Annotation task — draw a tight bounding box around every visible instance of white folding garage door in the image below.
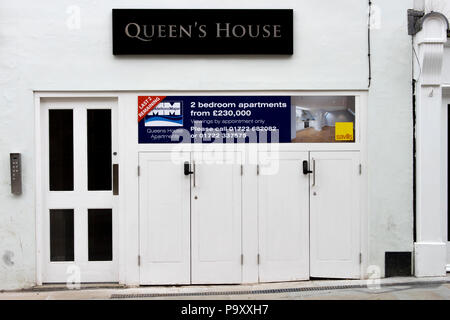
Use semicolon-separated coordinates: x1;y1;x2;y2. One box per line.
257;151;361;281
139;151;361;284
139;151;242;285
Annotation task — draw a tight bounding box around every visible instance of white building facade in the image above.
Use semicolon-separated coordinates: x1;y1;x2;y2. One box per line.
0;0;447;290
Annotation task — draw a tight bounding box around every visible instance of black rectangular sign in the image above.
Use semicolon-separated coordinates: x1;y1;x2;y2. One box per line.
112;9;293;55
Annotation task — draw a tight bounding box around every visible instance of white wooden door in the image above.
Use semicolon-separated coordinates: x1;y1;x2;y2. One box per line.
41;98;119;283
139;152;191;285
191;151;242;284
310;151;361;279
258;152;309;282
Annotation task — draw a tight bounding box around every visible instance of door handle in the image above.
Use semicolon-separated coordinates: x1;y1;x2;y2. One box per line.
113;164;119;195
302;160;313;175
312;159;316;187
184;161;194;176
193;161;196;187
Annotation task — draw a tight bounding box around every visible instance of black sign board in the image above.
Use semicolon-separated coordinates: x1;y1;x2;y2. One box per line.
112;9;293;55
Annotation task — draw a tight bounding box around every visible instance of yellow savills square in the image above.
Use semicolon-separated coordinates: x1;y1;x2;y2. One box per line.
335;122;354;141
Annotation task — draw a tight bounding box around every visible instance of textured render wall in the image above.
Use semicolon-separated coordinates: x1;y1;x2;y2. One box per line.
0;0;412;289
367;0;414;276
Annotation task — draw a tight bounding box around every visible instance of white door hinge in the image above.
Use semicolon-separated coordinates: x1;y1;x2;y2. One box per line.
359;164;362;175
359;253;362;264
257;254;260;265
138;165;141;176
257;164;260;175
241;164;243;176
241;254;244;265
138;255;141;266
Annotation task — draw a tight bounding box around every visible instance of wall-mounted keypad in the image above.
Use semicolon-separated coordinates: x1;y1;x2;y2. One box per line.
10;153;22;195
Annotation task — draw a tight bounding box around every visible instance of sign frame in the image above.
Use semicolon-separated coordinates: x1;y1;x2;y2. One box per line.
112;9;294;55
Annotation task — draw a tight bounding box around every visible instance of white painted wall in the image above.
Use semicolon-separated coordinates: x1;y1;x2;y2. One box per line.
0;0;413;289
366;0;414;274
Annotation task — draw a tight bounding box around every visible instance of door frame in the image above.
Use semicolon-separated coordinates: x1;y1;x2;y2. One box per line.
134;90;369;282
35;90;368;285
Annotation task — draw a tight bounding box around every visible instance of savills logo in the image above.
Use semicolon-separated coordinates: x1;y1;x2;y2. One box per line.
145;101;183;127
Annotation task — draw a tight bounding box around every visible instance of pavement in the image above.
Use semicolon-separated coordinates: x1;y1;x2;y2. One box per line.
0;276;449;300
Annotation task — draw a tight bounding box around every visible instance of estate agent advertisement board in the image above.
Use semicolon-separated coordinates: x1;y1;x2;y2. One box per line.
137;96;356;144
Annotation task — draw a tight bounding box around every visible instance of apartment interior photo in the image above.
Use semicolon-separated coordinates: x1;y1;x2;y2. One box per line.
291;96;356;143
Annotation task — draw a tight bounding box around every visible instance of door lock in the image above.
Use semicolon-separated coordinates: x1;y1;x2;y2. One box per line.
302;160;313;175
184;162;194;176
